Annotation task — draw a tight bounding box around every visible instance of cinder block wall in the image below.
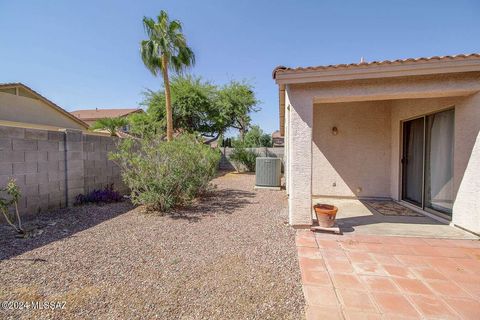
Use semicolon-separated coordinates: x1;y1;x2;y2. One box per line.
219;147;284;170
0;125;127;219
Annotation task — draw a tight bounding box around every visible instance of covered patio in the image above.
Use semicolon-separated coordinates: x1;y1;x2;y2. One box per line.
273;54;480;237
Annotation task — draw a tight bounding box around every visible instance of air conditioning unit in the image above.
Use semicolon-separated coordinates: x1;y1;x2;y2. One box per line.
255;157;282;190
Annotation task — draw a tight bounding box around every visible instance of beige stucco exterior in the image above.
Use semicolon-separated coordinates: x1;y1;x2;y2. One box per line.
275;57;480;234
0;84;88;130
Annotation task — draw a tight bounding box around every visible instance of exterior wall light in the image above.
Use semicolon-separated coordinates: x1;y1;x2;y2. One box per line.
332;126;338;135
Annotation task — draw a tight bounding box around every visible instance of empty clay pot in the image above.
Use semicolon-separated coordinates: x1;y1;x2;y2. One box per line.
313;204;338;228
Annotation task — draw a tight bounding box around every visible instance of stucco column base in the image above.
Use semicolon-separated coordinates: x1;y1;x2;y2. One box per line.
286;87;313;226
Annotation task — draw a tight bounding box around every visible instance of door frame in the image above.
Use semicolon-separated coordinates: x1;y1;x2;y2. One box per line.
399;106;455;221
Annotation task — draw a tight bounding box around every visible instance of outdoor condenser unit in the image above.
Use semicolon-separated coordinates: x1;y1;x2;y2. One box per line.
255;157;282;190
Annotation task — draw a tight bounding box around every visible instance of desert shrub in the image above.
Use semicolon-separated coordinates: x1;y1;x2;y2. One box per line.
0;178;24;234
110;134;220;212
229;144;258;172
74;184;123;205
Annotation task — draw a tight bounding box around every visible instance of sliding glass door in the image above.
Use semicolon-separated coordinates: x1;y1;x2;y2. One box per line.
401;109;454;218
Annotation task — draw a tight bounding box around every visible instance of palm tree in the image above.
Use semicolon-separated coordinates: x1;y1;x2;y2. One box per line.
91;117;128;136
140;10;195;141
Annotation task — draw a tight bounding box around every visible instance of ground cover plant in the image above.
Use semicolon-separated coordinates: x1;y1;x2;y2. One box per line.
74;184;124;205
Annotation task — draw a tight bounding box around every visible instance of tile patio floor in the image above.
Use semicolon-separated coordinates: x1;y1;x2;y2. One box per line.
296;230;480;320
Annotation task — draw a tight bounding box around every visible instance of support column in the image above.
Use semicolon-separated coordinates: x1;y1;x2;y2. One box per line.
59;129;85;206
286;87;313;227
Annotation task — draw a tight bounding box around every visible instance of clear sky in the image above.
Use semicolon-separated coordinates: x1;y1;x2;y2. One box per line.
1;0;479;136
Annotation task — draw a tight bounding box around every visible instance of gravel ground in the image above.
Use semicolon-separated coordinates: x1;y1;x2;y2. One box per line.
0;172;304;320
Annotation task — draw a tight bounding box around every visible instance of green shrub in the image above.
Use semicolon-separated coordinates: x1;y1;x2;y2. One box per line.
110;134;220;212
229;145;258;172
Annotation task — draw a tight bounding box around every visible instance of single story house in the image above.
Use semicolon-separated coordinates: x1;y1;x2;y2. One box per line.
0;83;89;130
71;108;143;127
273;54;480;235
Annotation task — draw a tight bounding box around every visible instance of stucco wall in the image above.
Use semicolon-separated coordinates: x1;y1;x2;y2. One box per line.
451;93;480;233
312;101;391;198
285;86;313;226
0;92;85;130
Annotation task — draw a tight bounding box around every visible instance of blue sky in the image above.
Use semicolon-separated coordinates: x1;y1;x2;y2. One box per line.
1;0;479;136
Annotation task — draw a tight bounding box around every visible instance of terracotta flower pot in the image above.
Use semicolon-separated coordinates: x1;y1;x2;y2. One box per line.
313;204;338;228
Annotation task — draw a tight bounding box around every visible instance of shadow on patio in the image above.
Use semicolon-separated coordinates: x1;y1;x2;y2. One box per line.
312;198;478;240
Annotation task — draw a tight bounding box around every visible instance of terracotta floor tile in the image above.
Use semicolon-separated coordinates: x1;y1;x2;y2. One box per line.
449;272;480;285
436;263;480;284
371;292;420;318
423;256;460;271
410;245;441;257
298;246;323;259
346;251;375;264
383;265;416;279
383;244;414;255
337;289;378;312
303;285;339;307
411;266;447;281
394;255;429;267
296;234;318;248
316;239;342;250
305;306;344;320
297;230;315;238
409;294;459;319
443;297;480;320
321;248;349;261
377;236;404;245
360;275;400;293
454;257;480;271
338;239;368;251
364;243;386;253
425;279;472;298
393;278;433;295
445;239;480;249
458;281;480;299
302;270;333;286
370;253;401;266
435;246;471;258
331;273;362;288
299;257;328;272
325;258;355;274
344;310;382;320
352;262;387;276
352;235;383;244
461;247;480;259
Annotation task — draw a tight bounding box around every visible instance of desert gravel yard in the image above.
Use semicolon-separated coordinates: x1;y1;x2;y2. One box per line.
0;172;304;319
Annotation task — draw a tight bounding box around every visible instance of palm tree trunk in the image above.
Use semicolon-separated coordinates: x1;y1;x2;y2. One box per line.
162;55;173;141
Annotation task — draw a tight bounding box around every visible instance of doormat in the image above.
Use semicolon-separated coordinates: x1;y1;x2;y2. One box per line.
362;200;425;217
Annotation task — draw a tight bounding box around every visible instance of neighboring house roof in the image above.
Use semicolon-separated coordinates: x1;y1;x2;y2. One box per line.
272;53;480;79
272;130;283;138
71;108;143;121
0;82;89;129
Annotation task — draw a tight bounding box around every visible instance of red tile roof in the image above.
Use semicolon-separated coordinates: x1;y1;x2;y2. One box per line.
71;108;143;121
272;53;480;79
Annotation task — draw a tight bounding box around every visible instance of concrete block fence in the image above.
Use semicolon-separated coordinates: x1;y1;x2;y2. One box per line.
0;125;127;219
219;147;284;170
